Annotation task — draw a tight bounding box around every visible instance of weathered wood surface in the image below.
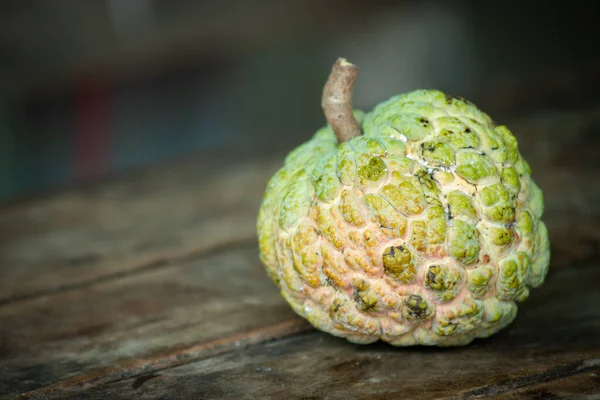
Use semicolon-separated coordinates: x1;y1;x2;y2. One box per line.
1;89;600;398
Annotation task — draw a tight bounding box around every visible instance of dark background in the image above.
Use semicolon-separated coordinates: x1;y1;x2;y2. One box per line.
0;0;597;200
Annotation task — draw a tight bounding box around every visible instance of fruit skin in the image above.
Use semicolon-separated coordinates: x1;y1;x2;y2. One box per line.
257;89;550;346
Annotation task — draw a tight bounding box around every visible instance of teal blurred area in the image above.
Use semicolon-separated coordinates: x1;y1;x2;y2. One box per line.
0;0;597;201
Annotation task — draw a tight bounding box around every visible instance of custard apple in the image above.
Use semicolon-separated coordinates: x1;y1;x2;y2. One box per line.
257;59;550;346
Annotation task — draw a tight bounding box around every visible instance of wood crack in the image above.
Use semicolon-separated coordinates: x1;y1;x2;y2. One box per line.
10;318;313;399
0;237;258;308
456;358;600;399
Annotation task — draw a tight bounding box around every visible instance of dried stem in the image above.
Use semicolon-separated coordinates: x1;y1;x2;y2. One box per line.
321;58;362;143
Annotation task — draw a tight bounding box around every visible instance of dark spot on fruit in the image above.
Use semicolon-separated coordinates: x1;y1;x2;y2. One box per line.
331;301;342;313
358;157;386;181
482;254;490;264
354;291;378;312
465;128;471;133
403;295;430;320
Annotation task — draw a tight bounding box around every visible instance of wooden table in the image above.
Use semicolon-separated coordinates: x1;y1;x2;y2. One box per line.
1;70;600;399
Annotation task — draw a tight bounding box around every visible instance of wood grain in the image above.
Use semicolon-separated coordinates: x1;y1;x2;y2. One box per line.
0;245;312;396
0;151;283;304
500;366;600;399
0;98;599;397
18;255;600;399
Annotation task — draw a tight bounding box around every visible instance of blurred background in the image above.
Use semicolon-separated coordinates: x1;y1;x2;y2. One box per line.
0;0;597;201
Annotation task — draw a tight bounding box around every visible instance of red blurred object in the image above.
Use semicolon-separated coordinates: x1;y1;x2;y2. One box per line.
74;77;112;180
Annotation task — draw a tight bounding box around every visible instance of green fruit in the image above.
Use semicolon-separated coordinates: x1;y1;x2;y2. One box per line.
257;61;550;347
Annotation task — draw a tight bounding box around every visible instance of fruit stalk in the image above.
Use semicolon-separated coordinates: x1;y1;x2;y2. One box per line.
321;58;362;143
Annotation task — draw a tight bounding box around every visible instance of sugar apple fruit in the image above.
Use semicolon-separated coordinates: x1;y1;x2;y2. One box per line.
257;58;550;346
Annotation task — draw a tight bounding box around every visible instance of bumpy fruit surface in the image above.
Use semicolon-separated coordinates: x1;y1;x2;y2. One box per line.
257;89;550;346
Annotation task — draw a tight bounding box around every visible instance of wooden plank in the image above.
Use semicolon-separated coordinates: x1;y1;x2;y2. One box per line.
19;258;598;400
0;246;308;398
1;163;599;397
500;368;600;400
0;150;284;304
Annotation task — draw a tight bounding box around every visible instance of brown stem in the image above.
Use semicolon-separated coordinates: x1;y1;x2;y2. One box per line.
321;57;362;143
